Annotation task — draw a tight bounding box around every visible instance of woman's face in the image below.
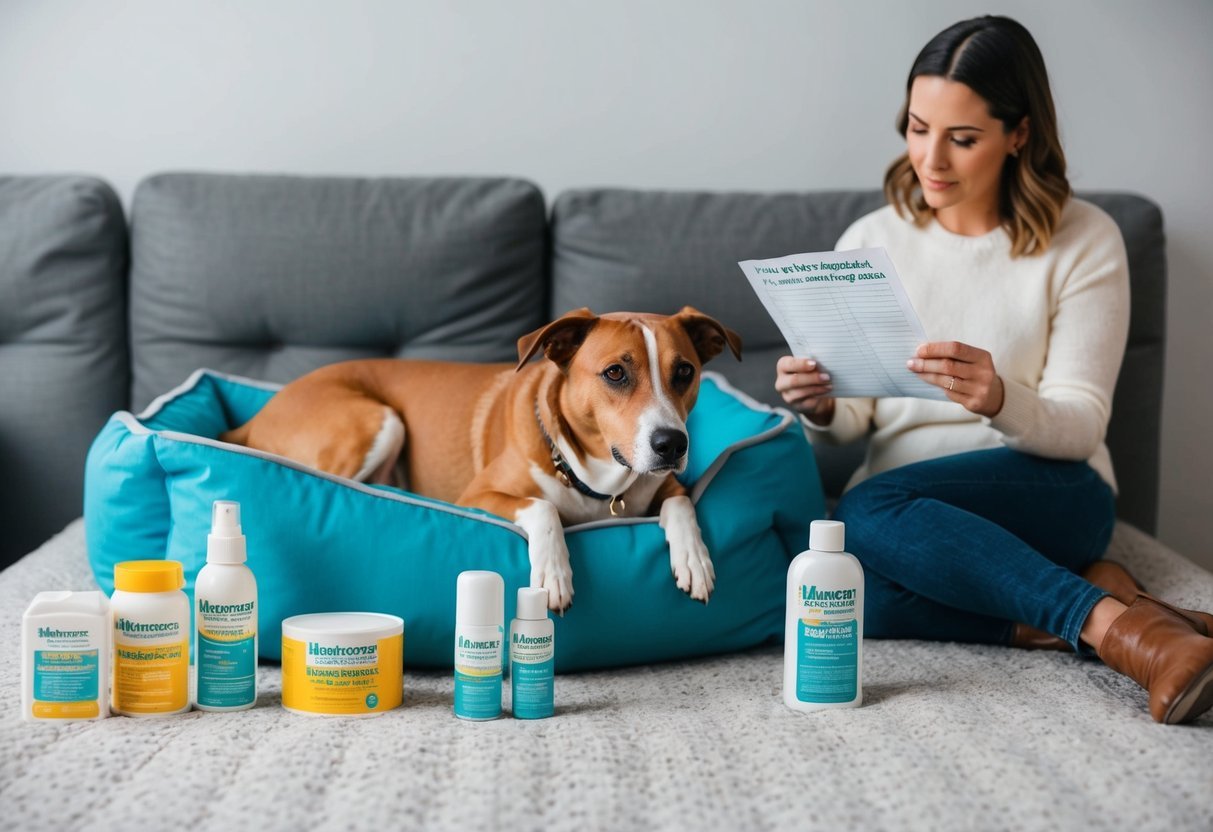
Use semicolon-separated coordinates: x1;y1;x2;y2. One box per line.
905;75;1027;234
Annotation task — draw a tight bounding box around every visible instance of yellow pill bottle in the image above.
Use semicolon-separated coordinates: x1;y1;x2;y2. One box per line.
111;560;191;717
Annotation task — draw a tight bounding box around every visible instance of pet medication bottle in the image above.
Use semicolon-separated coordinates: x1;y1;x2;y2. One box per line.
453;570;504;721
510;587;554;719
195;500;258;711
111;560;191;717
783;520;864;712
21;591;110;722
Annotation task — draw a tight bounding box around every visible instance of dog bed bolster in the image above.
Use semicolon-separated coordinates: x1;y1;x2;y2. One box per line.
84;369;825;670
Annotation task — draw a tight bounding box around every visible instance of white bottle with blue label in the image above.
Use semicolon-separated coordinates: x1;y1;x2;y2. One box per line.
783;519;864;711
21;591;110;722
195;500;258;711
510;587;554;719
454;570;504;721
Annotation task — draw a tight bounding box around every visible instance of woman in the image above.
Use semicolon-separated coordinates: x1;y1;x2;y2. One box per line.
775;15;1213;724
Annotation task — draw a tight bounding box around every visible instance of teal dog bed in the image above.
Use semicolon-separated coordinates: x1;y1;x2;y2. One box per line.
84;369;824;671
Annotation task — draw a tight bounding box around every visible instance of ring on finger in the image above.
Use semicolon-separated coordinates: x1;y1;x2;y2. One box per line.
948;376;957;391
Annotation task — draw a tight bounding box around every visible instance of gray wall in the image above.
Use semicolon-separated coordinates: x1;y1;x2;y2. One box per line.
3;0;1210;569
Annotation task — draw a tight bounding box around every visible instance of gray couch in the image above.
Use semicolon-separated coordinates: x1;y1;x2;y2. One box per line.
6;174;1209;832
0;173;1167;566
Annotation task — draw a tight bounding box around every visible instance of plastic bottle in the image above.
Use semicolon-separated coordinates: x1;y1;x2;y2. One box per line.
111;560;191;717
510;587;554;719
783;519;864;711
21;591;111;722
195;500;258;711
453;570;504;720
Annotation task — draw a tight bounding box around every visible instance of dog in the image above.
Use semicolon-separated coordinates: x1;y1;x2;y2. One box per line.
221;307;742;611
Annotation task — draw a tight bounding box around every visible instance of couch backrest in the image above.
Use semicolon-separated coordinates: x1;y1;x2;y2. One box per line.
550;188;1166;533
128;174;548;409
0;173;1166;567
0;176;129;565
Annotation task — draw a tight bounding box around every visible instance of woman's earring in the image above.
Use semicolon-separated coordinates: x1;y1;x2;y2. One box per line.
1010;146;1021;158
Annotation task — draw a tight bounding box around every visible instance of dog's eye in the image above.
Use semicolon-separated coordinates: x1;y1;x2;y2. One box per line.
673;362;695;384
602;365;627;384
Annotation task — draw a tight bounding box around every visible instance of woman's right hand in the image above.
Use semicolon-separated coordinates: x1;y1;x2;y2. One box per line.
775;356;835;425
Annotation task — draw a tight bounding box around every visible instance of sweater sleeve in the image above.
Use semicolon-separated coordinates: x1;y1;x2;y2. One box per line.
987;214;1130;459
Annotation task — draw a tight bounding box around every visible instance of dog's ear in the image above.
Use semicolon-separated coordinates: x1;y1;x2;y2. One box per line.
673;306;742;364
516;308;599;371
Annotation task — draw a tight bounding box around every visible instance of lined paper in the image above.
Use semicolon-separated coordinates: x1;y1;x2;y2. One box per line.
739;247;946;400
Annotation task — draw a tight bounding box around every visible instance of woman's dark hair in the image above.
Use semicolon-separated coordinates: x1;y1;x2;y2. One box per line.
884;16;1070;256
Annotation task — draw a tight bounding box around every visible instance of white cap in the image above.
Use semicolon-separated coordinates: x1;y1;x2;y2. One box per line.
809;519;845;552
515;587;549;621
207;500;247;564
456;571;504;627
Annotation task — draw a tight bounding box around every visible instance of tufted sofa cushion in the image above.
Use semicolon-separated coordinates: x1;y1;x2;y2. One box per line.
128;174;548;410
0;176;128;565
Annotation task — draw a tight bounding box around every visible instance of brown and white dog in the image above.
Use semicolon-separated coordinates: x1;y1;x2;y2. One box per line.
221;307;742;611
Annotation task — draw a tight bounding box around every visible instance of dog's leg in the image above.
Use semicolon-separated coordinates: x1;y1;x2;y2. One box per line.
460;487;575;613
354;407;406;486
512;499;575;613
234;389;408;484
656;480;715;603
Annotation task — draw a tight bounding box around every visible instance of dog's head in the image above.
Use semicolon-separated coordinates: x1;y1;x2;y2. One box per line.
517;307;742;476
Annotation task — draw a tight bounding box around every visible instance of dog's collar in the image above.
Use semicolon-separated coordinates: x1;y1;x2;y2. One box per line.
534;401;627;516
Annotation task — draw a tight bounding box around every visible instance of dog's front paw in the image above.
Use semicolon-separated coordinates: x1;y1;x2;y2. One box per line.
515;500;575;613
660;495;716;603
535;556;574;613
670;533;716;603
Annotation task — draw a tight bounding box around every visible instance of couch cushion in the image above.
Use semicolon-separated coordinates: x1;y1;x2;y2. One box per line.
1082;193;1166;533
551;188;1166;531
0;175;128;567
129;174;548;410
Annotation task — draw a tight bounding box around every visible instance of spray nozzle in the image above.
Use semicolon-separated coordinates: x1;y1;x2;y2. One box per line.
211;501;242;537
207;500;247;563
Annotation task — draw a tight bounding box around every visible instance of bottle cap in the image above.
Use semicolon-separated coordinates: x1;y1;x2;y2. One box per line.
207;500;247;564
515;587;550;621
809;519;845;552
114;560;185;593
455;571;504;627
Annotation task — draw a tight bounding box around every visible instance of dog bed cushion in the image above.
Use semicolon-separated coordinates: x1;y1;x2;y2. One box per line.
84;369;824;671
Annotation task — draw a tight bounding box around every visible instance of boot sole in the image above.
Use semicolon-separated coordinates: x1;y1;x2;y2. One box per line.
1163;661;1213;725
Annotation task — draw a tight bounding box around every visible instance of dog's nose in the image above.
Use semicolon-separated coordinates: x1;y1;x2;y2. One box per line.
650;428;688;464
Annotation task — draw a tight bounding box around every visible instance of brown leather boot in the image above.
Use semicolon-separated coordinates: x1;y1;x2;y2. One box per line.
1083;560;1213;635
1009;622;1070;651
1007;558;1213;653
1097;597;1213;724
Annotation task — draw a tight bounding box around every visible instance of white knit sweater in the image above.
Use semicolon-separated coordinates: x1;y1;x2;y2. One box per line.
809;198;1130;492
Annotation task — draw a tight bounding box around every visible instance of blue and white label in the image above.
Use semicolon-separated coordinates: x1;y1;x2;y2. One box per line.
454;626;503;720
34;649;99;702
509;626;554;719
511;657;554;719
197;633;257;708
796;618;858;703
454;670;503;719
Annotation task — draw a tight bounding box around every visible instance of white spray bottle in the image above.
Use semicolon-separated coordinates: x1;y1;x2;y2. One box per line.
195;500;258;711
783;519;864;711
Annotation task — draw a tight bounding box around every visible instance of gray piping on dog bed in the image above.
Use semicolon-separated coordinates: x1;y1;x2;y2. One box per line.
115;368;801;540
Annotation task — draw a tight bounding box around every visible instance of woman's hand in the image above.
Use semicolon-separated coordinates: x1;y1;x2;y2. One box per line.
775;356;835;425
907;341;1005;417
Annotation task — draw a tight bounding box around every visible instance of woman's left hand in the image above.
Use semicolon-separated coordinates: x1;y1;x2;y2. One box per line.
906;341;1005;417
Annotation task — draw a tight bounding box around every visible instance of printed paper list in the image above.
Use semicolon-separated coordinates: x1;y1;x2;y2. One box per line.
738;247;946;400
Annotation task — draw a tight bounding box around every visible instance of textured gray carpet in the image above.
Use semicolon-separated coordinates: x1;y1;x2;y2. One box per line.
2;519;1211;832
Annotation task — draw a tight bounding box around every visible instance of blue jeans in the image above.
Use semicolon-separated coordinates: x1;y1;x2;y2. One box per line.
832;448;1116;652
